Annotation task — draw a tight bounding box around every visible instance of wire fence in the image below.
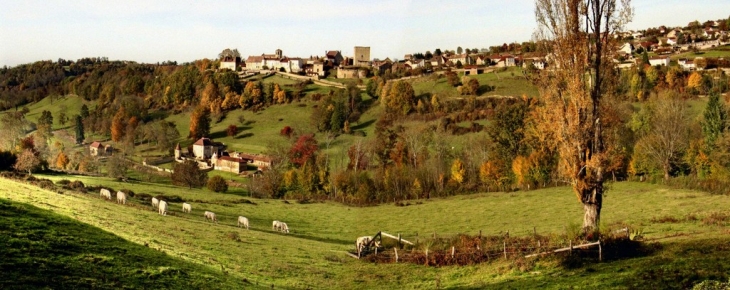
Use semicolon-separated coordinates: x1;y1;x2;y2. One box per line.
361;230;632;266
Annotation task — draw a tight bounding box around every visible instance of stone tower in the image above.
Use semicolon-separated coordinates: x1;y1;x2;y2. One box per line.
275;49;283;59
354;46;370;67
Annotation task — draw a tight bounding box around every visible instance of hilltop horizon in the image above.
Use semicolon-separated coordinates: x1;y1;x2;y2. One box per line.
2;0;730;67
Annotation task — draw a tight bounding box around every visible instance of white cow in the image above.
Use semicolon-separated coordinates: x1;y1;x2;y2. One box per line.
356;236;381;255
279;222;290;233
204;211;218;223
100;189;111;200
158;200;168;216
182;203;192;213
116;191;126;205
272;220;281;231
237;216;249;229
151;197;159;208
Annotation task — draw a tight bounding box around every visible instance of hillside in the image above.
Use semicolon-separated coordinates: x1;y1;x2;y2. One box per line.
0;196;246;289
2;176;729;289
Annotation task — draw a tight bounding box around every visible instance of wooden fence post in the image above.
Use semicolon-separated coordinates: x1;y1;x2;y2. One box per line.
479;230;482;238
394;247;399;263
569;240;573;255
598;240;602;262
451;246;455;258
533;227;536;236
398;233;402;248
503;241;507;259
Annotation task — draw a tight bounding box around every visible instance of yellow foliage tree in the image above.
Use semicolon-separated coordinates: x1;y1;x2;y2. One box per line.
450;158;465;184
511;155;531;189
479;159;504;191
687;72;702;91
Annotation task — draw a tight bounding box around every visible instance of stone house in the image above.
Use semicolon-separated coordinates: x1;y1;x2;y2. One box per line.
89;141;112;156
192;137;224;160
212;154;251;174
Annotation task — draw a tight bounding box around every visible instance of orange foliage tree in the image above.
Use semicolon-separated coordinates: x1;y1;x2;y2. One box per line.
535;0;632;232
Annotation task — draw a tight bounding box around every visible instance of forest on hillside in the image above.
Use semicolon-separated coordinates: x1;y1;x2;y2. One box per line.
2;52;730;206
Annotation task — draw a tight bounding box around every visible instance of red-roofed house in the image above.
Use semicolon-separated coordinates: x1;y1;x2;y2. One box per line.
89;141;112;156
238;153;273;169
212;153;251;173
326;51;344;66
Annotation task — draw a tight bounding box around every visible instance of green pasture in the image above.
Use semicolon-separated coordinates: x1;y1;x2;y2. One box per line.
3;175;729;288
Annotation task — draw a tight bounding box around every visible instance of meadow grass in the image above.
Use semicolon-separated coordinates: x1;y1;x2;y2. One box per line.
3;175;730;289
0;196;247;289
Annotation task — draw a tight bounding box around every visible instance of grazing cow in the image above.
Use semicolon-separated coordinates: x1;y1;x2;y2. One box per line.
356;236;381;255
100;189;112;200
356;236;371;254
279;222;290;233
151;197;159;208
204;211;218;223
237;216;249;229
158;200;168;216
182;203;192;213
272;220;281;231
116;191;126;205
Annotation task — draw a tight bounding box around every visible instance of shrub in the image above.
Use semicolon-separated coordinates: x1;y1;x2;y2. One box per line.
226;124;238;137
56;179;71;185
68;180;84;189
207;176;228;192
36;179;56;190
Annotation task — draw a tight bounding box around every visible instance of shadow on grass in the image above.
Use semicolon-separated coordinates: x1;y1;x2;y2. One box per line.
0;198;236;289
351;119;375;131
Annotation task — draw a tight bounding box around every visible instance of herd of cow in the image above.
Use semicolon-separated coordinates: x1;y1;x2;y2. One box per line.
98;188;291;233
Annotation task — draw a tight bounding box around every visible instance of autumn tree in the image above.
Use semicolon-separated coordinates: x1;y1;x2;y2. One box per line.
226;124;238;137
381;81;416;116
110;108;126;142
632;93;691;180
106;155;129;179
289;134;318;168
14;149;41;175
535;0;633;232
172;160;208;188
189;106;211;140
56;151;69;169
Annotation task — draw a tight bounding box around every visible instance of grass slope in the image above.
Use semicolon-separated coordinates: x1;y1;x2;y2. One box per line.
3;175;730;289
0;197;247;289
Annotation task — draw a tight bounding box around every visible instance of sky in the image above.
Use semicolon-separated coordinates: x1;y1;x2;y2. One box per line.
1;0;729;67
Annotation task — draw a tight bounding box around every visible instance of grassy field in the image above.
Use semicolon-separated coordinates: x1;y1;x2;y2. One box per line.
3;175;730;289
0;197;246;289
670;45;730;61
408;67;538;100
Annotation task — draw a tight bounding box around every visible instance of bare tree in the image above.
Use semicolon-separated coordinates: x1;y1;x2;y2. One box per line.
633;94;691;180
535;0;632;232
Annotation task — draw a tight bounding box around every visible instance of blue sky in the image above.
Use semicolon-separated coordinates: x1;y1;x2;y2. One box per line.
1;0;729;67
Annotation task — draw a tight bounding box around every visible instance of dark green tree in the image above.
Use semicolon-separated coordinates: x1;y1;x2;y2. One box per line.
80;104;90;119
38;110;54;136
642;50;650;66
702;92;728;150
74;115;84;144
